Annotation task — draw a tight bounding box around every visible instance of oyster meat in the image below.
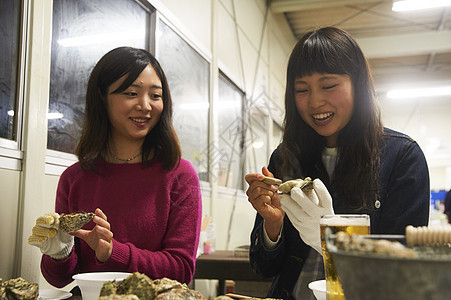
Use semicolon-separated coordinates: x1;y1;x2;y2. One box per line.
59;212;95;232
278;177;313;194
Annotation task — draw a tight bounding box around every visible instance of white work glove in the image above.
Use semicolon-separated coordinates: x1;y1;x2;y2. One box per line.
28;212;74;260
281;179;334;254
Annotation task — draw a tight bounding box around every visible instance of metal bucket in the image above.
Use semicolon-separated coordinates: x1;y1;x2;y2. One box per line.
327;235;451;300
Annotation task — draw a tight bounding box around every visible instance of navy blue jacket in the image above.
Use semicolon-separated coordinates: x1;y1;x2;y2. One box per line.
249;128;430;299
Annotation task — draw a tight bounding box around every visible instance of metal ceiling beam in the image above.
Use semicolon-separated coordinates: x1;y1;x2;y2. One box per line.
357;30;451;58
270;0;389;13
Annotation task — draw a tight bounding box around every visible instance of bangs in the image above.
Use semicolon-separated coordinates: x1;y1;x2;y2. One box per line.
292;31;354;78
97;48;152;95
111;59;149;94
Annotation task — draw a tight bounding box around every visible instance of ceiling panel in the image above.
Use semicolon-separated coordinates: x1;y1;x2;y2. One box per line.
270;0;451;90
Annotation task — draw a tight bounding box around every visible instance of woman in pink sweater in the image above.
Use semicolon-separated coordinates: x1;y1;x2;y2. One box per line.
29;47;202;288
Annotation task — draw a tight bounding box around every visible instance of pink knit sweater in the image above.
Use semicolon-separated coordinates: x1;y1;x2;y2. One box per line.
41;158;202;287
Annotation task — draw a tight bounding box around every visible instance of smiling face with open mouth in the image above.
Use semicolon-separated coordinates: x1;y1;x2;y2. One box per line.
294;72;354;147
106;64;164;146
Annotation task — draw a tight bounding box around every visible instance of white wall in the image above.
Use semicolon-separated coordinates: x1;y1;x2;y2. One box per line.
380;95;451;191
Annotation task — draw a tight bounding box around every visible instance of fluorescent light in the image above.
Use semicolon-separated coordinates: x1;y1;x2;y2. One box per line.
386;86;451;99
252;141;264;149
47;112;64;119
218;100;241;109
392;0;451;11
178;102;210;110
58;30;145;47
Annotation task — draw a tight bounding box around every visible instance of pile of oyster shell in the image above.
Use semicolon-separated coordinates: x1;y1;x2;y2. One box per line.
0;277;38;300
99;273;205;300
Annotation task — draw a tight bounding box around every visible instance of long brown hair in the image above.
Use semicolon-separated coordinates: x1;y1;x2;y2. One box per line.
76;47;181;171
279;27;383;208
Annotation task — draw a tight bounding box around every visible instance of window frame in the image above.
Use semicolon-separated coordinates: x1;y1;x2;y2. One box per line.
0;0;28;171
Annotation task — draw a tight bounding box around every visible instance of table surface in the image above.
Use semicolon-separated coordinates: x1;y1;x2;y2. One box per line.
194;250;271;282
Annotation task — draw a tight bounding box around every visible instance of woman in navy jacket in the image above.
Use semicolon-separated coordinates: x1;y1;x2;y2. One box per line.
245;27;430;300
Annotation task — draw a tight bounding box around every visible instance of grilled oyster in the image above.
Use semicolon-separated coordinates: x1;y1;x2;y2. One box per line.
152;278;183;296
99;295;140;300
100;281;119;297
0;277;38;300
334;231;417;259
0;279;5;300
101;273;156;300
59;212;95;232
155;289;205;300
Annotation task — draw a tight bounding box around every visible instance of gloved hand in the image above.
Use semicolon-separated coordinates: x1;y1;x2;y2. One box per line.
28;212;74;260
280;178;334;254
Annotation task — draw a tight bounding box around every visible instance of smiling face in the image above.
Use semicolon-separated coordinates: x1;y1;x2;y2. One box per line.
294;72;354;147
106;64;163;146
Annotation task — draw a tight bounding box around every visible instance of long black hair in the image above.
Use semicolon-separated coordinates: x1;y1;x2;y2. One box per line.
76;47;181;171
279;27;383;209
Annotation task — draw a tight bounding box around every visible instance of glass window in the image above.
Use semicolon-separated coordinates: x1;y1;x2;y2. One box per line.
217;73;245;189
156;19;210;181
247;108;269;173
48;0;152;153
0;0;21;142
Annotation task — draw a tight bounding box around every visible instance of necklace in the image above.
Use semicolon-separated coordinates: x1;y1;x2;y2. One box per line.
110;152;142;162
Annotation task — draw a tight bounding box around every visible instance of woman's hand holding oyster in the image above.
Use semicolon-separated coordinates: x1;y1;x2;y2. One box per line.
280;178;334;254
246;166;334;250
28;211;94;260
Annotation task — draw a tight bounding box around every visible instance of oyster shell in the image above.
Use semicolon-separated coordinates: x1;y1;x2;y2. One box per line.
59;212;95;232
334;231;417;259
155;289;205;300
0;277;38;300
101;273;156;300
99;295;140;300
152;278;183;296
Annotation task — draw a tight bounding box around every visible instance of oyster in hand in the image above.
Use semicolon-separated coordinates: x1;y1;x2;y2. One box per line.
278;177;313;194
59;212;95;233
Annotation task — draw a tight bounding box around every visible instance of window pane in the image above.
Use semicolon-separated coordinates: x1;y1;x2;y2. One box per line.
156;20;210;180
0;0;20;141
48;0;151;153
217;74;244;189
248;109;269;173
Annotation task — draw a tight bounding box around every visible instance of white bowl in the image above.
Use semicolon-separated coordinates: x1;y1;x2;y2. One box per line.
308;280;326;300
73;272;131;300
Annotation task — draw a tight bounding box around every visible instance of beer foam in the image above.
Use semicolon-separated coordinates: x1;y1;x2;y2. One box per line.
320;215;370;226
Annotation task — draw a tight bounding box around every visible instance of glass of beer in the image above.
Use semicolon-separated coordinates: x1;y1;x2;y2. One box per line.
320;214;370;300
